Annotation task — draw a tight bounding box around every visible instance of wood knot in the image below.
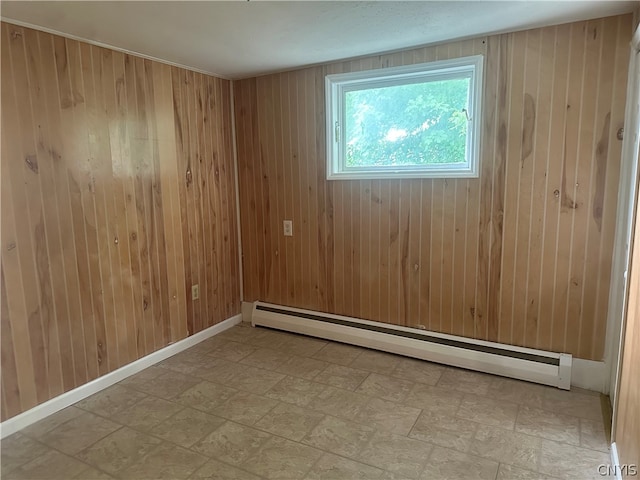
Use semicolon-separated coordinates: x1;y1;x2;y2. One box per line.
143;299;149;310
7;242;16;251
114;236;119;245
10;30;22;40
130;232;137;241
25;155;39;173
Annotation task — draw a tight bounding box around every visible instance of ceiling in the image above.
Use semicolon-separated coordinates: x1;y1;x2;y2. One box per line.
1;1;636;79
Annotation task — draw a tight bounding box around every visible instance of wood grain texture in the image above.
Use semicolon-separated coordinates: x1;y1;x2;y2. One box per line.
0;22;240;421
616;179;640;474
614;12;640;472
235;15;633;361
617;202;640;471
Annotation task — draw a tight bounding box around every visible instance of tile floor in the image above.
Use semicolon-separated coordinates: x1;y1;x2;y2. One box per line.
1;324;613;480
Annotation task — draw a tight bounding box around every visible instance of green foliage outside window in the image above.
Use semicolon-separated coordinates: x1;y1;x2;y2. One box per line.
344;78;470;168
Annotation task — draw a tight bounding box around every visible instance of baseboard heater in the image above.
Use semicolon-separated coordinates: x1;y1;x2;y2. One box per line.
252;302;572;390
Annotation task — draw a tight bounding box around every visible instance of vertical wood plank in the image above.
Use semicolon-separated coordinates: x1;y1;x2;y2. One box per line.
2;21;242;419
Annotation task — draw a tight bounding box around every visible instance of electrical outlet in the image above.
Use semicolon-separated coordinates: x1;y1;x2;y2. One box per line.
283;220;293;236
192;284;199;300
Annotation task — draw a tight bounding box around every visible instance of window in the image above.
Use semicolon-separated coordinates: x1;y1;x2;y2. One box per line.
325;55;483;180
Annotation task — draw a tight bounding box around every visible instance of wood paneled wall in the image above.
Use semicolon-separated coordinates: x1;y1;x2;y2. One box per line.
0;22;240;421
614;12;640;470
616;188;640;474
235;14;633;361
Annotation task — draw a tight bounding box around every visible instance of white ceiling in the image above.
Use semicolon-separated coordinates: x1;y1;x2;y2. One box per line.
1;1;636;79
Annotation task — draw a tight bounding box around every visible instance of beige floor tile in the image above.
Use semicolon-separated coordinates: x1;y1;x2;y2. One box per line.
4;448;90;480
302;415;376;458
265;376;327;406
487;377;549;408
208;340;257;362
75;427;161;476
280;337;328;357
391;357;444;386
174;380;238;413
128;369;201;399
119;442;208;479
354;397;422;435
20;406;84;439
192;421;272;466
315;364;370;391
278;335;328;357
75;384;147;417
75;466;115;479
312;343;363;366
0;433;50;476
191;458;262;480
538;439;610;480
111;395;183;431
357;430;433;479
277;355;329;380
213;390;278;425
117;366;167;388
403;383;464;415
255;402;326;441
305;453;384;480
542;389;603;421
355;373;414;402
241;347;293;370
350;349;402;376
409;411;480;453
580;418;609;453
496;463;560;480
187;336;231;355
149;407;226;447
456;394;519;429
204;362;285;394
216;325;261;343
469;425;541;471
420;446;499;480
245;328;292;350
309;386;370;421
241;436;323;479
38;410;120;455
158;351;226;377
379;471;418;480
515;405;581;445
436;368;494;395
8;331;612;480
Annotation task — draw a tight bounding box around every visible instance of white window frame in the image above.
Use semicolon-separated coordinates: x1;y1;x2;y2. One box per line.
325;55;484;180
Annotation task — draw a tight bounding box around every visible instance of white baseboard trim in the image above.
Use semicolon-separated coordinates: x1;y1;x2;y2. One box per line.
241;301;254;323
0;314;242;439
610;442;623;480
571;359;608;393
